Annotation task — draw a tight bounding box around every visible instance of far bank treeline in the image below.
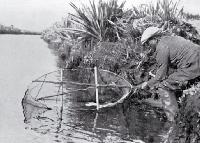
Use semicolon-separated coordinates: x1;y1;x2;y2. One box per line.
0;24;41;35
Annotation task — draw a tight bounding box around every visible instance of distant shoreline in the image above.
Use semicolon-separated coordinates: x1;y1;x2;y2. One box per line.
0;32;41;35
0;24;41;35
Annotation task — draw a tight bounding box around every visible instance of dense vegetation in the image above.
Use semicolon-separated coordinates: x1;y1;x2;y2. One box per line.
41;0;200;142
42;0;200;72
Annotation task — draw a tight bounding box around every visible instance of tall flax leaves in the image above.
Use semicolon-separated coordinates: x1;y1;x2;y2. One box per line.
68;0;125;43
132;0;183;21
158;0;183;21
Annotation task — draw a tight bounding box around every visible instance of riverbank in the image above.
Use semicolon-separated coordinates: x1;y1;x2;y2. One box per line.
0;24;41;35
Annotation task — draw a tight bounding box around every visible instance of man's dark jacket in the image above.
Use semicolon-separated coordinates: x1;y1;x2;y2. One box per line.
148;36;200;88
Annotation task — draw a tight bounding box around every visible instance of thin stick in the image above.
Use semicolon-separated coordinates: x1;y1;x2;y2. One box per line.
32;80;131;88
60;68;64;119
57;68;64;132
94;66;99;110
32;80;94;86
93;112;99;131
36;93;66;101
36;86;96;100
35;74;47;99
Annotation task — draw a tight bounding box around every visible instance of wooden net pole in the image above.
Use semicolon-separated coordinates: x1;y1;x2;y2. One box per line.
94;66;99;110
57;68;64;132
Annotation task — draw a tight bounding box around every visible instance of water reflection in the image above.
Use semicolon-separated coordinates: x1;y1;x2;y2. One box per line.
122;102;166;142
69;101;168;143
22;43;172;143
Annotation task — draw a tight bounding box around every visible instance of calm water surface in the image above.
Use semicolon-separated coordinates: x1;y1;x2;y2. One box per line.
0;35;56;143
0;35;169;143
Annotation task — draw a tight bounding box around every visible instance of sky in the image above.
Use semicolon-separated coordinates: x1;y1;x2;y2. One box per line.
0;0;200;31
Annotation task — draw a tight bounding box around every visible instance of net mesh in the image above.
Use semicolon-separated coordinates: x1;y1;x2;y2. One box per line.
22;68;132;122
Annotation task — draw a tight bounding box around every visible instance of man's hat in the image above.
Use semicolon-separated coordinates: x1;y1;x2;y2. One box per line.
141;27;161;45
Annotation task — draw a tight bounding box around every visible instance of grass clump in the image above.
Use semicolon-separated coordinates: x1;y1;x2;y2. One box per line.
171;84;200;143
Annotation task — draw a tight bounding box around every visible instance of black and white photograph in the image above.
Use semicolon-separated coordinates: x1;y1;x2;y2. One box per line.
0;0;200;142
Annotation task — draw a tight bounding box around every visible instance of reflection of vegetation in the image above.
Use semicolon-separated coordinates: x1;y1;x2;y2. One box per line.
0;24;41;35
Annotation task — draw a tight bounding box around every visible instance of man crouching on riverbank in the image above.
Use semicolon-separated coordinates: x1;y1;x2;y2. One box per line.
139;27;200;122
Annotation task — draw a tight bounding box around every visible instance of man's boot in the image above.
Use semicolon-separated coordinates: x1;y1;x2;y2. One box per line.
158;88;179;122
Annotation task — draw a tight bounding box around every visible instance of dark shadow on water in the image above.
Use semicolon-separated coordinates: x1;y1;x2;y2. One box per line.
22;74;171;142
22;43;174;143
68;98;169;143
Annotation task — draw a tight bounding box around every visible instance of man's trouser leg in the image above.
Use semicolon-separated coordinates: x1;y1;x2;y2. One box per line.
157;87;179;122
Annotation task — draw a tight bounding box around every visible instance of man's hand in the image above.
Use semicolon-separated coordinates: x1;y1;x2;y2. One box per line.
138;82;148;90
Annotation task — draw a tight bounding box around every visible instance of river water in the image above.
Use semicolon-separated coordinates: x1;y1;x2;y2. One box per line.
0;35;56;143
0;35;170;143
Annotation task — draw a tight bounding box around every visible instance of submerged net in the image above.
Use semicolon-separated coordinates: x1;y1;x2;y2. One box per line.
22;68;132;122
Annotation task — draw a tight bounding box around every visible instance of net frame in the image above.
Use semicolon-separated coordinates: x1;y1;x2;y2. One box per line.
26;67;133;109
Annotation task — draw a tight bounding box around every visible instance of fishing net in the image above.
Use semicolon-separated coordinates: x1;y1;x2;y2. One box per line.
22;68;132;123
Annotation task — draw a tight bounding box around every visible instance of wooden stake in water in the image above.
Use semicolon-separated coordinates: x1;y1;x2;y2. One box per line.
60;68;64;116
94;66;99;110
57;68;64;132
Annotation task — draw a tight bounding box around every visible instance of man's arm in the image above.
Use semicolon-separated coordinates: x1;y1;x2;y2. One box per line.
147;45;170;88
